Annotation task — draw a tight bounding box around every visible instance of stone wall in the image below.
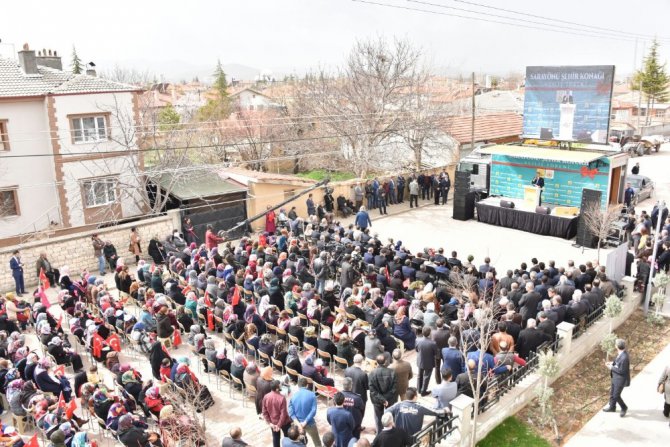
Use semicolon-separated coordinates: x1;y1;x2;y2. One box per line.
1;209;181;293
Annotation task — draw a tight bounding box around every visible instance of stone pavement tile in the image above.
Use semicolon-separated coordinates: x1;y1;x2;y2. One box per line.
564;341;670;447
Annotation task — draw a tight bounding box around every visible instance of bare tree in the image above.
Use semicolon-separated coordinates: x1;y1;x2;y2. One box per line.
299;37;428;177
159;382;208;446
581;203;623;261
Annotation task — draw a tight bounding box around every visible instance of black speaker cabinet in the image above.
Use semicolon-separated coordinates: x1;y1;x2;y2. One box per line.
535;206;551;215
500;200;515;209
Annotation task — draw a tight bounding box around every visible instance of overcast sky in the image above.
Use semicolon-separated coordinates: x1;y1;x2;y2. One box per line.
2;0;669;81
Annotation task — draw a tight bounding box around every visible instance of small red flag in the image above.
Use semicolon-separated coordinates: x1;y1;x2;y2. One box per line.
206;309;215;331
56;314;63;330
92;333;104;358
39;268;50;291
54;365;65;377
231;286;240;306
39;290;51;309
182;285;191;295
57;391;66;410
173;329;182;347
150;263;156;273
204;292;212;307
107;333;121;352
385;267;390;284
26;434;39;447
65;397;77;418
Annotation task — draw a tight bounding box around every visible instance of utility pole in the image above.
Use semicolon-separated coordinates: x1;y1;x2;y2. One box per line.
471;72;476;152
644;200;666;314
637;77;643;131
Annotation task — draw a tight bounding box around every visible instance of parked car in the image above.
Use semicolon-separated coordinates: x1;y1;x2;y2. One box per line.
641;135;663;152
627;174;654;205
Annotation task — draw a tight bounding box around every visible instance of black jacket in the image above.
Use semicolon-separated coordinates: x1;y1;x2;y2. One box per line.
344;365;369;402
415;336;438;370
368;366;397;406
156;313;173;338
516;328;550;360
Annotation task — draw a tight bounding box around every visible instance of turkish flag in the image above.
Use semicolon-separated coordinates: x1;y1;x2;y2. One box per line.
204;292;212;307
206;309;215;331
54;365;65;377
92;333;104;358
39;289;51;309
107;333;121;352
65;398;78;419
39;268;50;290
182;285;191;296
385;266;390;284
56;314;63;330
26;434;39;447
231;286;240;306
173;329;182;347
57;391;66;410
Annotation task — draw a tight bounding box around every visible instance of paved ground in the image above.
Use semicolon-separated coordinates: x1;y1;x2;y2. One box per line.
564;340;670;447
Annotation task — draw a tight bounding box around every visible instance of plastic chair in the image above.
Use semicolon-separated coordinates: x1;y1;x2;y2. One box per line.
272;357;285;375
332;355;349;374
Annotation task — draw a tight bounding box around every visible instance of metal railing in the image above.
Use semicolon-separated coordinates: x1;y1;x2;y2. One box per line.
571;303;606;340
480;337;561;413
411;414;459;447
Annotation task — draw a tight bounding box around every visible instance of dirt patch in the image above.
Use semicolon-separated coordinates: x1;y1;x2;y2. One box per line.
517;309;670;445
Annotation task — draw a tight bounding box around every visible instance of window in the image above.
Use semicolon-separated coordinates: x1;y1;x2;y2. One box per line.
70;115;108;143
0;120;9;151
0;188;19;217
82;178;116;207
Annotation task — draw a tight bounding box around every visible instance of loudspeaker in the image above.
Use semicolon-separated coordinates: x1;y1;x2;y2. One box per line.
453;191;476;221
535;206;551;215
576;188;602;247
500;200;515;209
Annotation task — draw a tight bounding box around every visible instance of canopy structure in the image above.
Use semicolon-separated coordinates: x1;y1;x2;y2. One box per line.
479;145;606;165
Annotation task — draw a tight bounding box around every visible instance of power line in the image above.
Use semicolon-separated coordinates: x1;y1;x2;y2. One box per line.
444;0;670;42
353;0;639;43
408;0;640;41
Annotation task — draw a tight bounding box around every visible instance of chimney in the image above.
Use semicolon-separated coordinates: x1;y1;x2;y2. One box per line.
17;43;38;75
36;48;63;71
86;68;97;77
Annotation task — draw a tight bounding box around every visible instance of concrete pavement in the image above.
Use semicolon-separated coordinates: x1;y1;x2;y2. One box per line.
564;341;670;447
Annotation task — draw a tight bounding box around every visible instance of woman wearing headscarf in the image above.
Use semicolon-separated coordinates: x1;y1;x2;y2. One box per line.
144;386;165;418
121;368;143;401
258;334;274;365
243;362;259;392
230;353;247;389
284;345;302;377
92;387;114;420
302;354;334;386
303;326;318;348
117;414;161;447
331;313;348;341
305;298;321;322
34;357;71;401
392;305;416;350
106;401;128;430
174;359;200;392
149;341;171;380
287;316;304;345
70;432;92;447
273;340;288;366
214;348;231;373
383;290;395;308
187;325;202;347
47;336;84;372
6;378;25;416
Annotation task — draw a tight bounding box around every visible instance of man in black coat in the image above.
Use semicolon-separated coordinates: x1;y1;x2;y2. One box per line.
582;284;600;312
516;319;550;360
344;355;369;404
369;355;398;434
574;265;591;292
566;291;588;324
603;338;631;417
339;255;355;290
537;312;556;342
502;314;522;345
555;276;576;304
431;319;451;384
415;327;437;396
518;282;542;327
507;283;524;309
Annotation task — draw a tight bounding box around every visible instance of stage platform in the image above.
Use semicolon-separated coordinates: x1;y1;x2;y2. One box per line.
475;197;579;239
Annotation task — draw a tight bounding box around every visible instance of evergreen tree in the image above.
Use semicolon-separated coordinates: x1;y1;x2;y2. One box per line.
71;46;83;74
213;59;229;99
634;39;669;125
158;104;180;130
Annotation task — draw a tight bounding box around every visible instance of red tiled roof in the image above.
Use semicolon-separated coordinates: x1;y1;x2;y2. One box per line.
444;112;523;144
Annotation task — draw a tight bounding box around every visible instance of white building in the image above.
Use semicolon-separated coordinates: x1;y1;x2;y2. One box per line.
229;88;281;111
0;45;145;241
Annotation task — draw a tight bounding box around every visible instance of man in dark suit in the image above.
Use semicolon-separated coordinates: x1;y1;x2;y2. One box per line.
507;283;523;309
581;284;600;313
555;276;576;304
441;337;464;381
447;251;462;270
566;291;588;324
344;355;369;404
502;314;522;345
9;250;25;296
516;319;550;360
574;265;591;292
415;327;437;396
499;270;515;292
518;282;541;327
603;339;631;417
537;312;556;342
431;319;451;384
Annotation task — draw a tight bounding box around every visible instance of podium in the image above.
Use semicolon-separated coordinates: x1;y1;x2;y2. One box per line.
524;185;542;209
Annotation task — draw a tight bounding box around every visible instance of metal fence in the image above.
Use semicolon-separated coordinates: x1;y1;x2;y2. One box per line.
571;303;606;339
411;414;459;447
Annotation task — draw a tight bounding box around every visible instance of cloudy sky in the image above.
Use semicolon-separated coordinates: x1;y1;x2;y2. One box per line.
2;0;669;81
